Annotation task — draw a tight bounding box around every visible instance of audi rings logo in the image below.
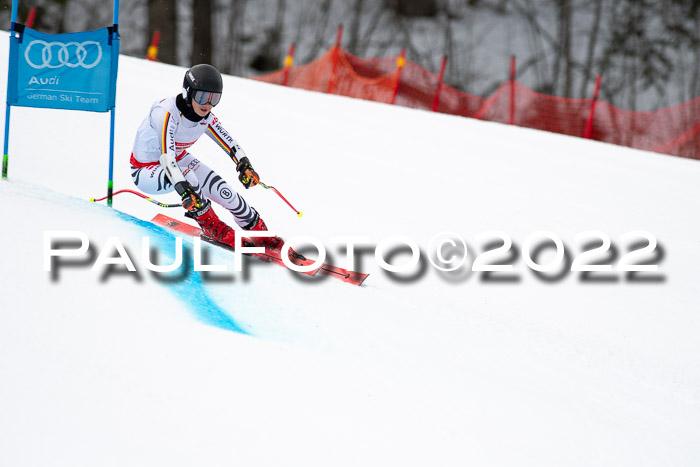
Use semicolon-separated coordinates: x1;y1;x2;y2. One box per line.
24;40;103;70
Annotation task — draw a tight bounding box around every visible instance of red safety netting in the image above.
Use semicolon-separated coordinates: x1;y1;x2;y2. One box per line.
254;47;700;160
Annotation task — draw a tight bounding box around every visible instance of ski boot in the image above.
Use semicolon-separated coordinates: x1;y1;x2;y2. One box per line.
186;201;237;247
245;214;305;262
176;182;237;247
245;215;284;253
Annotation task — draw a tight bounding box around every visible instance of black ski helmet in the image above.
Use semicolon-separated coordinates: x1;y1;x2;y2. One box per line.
182;64;223;105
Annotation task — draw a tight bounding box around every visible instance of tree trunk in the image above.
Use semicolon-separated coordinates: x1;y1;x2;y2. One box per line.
191;0;212;65
301;0;334;63
553;0;572;97
224;0;249;75
348;0;365;54
386;0;437;18
149;0;177;65
691;8;700;98
579;0;603;98
249;0;285;72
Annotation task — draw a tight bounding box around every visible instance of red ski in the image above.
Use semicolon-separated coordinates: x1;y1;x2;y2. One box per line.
152;213;320;277
151;214;369;286
316;263;369;286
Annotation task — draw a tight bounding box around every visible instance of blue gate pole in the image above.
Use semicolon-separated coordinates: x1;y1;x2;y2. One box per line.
3;105;10;179
3;0;19;179
106;0;119;206
107;107;115;206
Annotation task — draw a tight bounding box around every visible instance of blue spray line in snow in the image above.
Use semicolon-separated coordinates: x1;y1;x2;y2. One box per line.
112;211;250;336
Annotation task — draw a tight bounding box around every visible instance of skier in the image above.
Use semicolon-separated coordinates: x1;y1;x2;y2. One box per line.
129;64;282;252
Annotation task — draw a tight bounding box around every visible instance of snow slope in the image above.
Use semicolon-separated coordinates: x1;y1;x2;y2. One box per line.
1;33;700;467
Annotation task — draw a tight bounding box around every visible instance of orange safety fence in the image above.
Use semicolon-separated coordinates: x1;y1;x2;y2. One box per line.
254;46;700;161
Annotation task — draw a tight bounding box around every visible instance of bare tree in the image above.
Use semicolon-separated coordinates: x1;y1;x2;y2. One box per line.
191;0;212;64
347;0;365;54
552;0;573;97
579;0;603;98
660;0;700;102
149;0;177;65
509;0;556;93
693;10;700;98
298;0;335;63
248;0;286;71
17;0;70;33
112;0;699;111
221;0;249;75
598;0;673;110
384;0;437;17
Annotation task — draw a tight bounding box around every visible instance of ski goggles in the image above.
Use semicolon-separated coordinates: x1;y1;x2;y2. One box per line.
192;90;221;106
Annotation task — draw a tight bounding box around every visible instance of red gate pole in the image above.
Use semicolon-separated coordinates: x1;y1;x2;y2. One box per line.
26;7;37;28
584;75;602;139
509;56;516;125
326;25;344;94
281;43;296;86
391;49;406;105
432;55;448;112
146;31;161;61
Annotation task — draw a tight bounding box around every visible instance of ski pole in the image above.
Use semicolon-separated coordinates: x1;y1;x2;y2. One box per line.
259;182;303;217
90;189;181;208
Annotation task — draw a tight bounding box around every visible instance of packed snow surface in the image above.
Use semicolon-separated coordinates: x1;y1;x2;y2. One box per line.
1;33;700;467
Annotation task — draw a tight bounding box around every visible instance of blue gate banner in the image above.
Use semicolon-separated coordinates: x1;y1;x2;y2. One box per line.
7;26;119;112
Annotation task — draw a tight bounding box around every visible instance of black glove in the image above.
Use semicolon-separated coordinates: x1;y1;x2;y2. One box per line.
174;181;204;212
236;157;260;189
